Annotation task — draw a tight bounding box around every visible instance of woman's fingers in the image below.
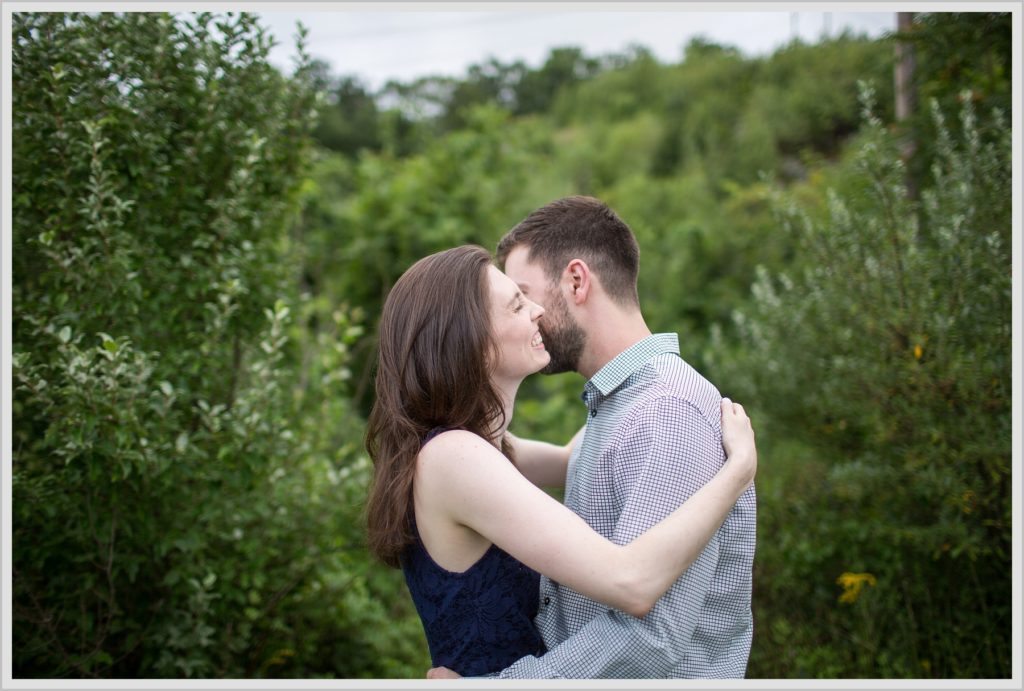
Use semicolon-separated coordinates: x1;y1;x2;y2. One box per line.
722;398;754;444
722;397;749;422
720;397;757;483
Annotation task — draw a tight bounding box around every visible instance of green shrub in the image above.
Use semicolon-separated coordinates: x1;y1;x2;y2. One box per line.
11;12;427;678
724;85;1011;678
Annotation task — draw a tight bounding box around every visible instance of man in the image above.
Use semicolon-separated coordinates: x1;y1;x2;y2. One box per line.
434;195;757;678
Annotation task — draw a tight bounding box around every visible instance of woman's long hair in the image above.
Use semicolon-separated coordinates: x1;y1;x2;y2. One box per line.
365;245;512;568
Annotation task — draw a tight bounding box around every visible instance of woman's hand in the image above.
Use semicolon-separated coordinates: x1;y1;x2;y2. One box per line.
427;666;461;679
721;397;757;485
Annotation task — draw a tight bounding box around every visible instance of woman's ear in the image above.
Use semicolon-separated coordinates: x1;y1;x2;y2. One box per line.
564;259;591;305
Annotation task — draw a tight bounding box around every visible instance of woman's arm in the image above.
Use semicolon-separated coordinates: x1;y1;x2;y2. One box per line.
417;399;756;619
506;426;584;489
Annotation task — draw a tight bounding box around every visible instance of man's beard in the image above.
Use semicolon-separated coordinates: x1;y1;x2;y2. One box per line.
538;291;586;375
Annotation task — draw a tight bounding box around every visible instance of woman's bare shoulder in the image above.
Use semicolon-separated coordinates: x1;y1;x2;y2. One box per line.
420;428;487;452
417;429;506;480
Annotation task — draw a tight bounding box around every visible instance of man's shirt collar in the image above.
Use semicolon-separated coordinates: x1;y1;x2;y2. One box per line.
582;333;680;408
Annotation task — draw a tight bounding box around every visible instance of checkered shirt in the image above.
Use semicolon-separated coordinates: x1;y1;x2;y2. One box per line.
497;333;757;678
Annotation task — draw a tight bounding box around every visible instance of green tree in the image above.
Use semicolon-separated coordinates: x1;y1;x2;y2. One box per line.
555;43;682;127
292;104;554;412
752;33;894;159
515;46;601;115
897;12;1012;195
721;87;1011;677
313;73;384;155
12;12;427;678
441;58;526;130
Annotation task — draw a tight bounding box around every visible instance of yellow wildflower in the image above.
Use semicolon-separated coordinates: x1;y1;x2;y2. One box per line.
962;490;976;514
836;571;877;604
914;344;923;360
267;648;295;667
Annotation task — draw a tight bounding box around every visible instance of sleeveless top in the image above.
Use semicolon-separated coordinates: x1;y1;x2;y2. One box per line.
401;428;547;676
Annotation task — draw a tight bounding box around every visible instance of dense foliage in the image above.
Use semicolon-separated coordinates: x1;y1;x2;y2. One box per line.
11;11;1012;679
11;12;425;678
717;85;1012;677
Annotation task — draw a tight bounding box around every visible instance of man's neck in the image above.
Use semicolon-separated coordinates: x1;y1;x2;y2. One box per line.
577;309;652;380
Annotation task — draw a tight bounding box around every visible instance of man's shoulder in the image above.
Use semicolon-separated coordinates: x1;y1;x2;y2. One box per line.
632;354;722;421
593;357;723;455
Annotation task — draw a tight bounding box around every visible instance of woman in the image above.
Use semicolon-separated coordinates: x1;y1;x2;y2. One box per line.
365;245;756;677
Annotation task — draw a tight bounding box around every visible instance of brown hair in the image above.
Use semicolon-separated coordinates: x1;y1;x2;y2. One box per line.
364;245;512;568
496;195;640;307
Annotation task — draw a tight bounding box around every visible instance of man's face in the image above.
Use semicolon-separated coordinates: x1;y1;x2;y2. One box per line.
503;246;586;375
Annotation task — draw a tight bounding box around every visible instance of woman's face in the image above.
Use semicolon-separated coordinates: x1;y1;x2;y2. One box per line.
486;265;549;385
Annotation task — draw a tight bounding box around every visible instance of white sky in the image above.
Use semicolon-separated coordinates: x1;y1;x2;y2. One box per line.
256;9;896;90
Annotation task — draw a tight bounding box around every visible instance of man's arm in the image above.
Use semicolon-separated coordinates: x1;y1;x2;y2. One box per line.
497;397;727;678
498;547;721;678
507;426;585;489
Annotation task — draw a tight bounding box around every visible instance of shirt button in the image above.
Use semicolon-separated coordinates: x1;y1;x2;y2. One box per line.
590;409;597;418
543;597;551;606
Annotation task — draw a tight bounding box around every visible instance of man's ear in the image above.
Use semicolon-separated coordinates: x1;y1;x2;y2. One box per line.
564;259;592;305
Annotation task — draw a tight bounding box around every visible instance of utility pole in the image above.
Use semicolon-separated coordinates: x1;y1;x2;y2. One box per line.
895;13;916;122
894;12;918;200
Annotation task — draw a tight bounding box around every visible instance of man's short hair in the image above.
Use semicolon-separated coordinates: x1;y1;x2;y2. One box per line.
496;196;640;307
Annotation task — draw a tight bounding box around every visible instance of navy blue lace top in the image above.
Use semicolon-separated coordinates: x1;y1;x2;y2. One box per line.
401;428;546;676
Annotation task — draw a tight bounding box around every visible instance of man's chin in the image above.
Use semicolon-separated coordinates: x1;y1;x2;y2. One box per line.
539;359;576;376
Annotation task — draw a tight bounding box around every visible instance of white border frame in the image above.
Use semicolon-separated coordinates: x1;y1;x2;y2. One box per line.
1;2;1020;690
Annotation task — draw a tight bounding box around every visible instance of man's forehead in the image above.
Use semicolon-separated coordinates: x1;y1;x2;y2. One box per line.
505;268;539;292
506;252;556;297
504;246;541;274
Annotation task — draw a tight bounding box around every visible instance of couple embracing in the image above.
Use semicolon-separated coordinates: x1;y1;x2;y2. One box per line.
365;196;757;679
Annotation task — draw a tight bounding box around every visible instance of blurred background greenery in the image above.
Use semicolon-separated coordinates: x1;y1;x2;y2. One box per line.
10;11;1012;679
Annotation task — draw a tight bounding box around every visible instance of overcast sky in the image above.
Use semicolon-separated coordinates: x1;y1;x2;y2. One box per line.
255;9;896;90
